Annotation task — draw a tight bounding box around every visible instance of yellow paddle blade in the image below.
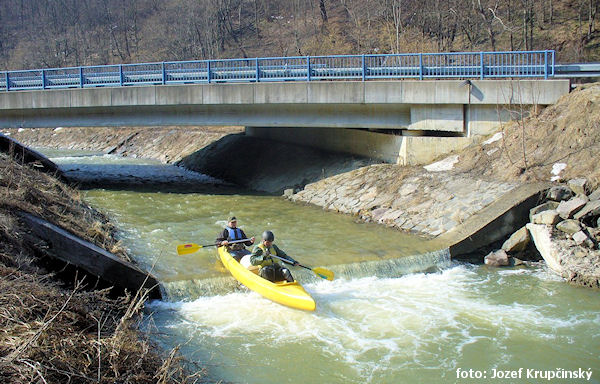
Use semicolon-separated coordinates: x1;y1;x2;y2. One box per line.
176;243;201;255
312;267;334;281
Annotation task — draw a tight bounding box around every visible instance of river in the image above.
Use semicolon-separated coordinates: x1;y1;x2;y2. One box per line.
47;150;600;384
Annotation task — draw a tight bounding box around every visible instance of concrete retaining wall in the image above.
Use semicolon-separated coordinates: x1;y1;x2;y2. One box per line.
19;211;162;299
437;182;551;258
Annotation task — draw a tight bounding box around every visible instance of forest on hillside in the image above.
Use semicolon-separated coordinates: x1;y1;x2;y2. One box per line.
0;0;598;70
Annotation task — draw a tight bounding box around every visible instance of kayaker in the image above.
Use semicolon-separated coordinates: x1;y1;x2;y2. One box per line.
216;216;255;261
250;230;299;283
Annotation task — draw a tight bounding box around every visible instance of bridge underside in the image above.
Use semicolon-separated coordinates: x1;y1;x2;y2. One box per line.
0;80;570;164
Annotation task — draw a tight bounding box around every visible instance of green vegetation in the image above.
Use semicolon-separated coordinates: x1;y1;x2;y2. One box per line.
0;0;598;70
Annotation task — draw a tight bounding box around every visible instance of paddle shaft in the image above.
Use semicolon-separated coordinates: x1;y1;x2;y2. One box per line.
217;238;252;247
193;238;252;249
268;253;308;270
264;251;334;281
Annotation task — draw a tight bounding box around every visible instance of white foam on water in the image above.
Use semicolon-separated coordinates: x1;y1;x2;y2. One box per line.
146;264;599;383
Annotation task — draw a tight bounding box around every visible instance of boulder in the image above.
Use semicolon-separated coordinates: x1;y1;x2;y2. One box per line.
588;187;600;201
556;196;588;219
512;257;525;266
546;185;574;202
531;210;561;225
502;226;530;253
556;219;581;235
484;249;510;267
567;178;588;196
529;201;559;222
572;231;595;248
526;223;563;274
573;200;600;221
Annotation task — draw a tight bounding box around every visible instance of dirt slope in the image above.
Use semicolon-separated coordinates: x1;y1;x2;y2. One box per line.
454;83;600;189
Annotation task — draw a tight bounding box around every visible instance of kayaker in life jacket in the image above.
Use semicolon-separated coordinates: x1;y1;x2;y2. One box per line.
216;216;255;261
250;230;298;283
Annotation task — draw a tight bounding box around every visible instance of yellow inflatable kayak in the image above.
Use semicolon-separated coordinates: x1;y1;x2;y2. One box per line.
217;246;316;311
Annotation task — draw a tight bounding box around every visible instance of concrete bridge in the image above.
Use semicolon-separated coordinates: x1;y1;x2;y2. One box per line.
0;78;570;164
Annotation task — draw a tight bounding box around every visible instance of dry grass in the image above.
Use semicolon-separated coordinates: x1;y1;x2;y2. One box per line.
0;263;201;383
0;152;204;383
0;151;129;262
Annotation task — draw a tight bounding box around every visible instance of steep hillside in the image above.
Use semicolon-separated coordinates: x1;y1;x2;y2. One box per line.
0;0;597;70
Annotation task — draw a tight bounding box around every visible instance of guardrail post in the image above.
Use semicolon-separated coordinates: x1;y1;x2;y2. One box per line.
306;56;311;82
361;55;366;81
544;50;549;79
162;62;166;85
207;60;212;83
41;69;46;89
419;53;423;80
480;52;485;80
256;58;260;82
5;72;9;91
79;67;84;88
119;64;124;86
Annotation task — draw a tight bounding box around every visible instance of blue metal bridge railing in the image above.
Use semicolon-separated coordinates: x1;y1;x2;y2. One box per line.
0;50;555;92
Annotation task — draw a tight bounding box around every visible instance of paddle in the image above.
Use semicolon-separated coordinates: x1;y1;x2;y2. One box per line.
268;253;334;281
176;238;252;256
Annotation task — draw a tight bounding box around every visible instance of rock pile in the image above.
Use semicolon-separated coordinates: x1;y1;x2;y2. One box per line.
486;178;600;288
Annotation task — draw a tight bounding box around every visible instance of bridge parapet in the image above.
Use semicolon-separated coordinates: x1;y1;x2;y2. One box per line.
1;51;556;92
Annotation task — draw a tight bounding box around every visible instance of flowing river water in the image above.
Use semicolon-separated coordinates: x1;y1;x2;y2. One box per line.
46;150;600;384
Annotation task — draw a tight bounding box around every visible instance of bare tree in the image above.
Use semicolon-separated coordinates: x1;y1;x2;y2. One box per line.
472;0;500;51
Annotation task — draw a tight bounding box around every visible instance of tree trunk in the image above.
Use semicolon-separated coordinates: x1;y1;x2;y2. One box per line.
319;0;328;24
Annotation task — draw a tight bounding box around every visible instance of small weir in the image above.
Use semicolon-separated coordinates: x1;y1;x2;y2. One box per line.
162;249;451;301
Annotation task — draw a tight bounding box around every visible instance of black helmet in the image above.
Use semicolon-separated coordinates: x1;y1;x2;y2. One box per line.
262;230;275;242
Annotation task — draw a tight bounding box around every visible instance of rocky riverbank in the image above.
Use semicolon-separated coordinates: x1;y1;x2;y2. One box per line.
289;162;518;238
4;125;243;163
482;180;600;288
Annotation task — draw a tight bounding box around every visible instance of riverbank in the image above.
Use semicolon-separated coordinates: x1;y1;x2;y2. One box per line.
0;151;198;382
5;125;243;163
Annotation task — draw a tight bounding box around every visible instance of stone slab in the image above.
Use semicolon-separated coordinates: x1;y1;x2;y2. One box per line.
439;182;551;258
